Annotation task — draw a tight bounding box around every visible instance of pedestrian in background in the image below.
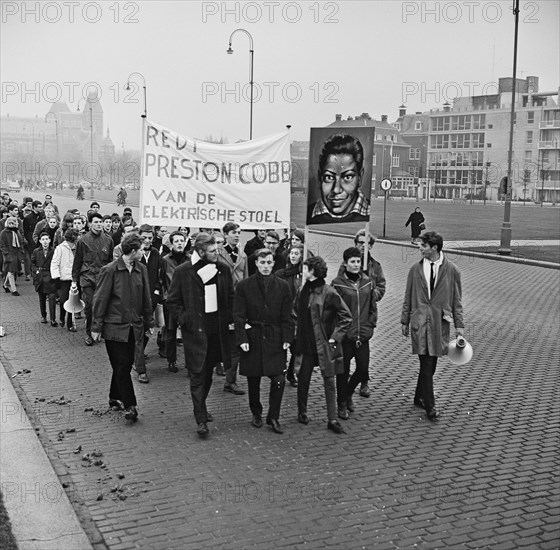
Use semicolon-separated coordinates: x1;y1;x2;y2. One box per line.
92;233;154;422
405;207;425;244
401;231;464;420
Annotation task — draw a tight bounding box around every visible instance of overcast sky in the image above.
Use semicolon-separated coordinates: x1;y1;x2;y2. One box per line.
2;0;559;150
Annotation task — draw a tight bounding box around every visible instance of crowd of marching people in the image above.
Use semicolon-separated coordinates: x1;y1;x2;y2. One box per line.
0;191;464;437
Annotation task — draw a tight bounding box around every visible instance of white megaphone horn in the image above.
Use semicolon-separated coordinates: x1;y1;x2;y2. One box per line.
448;336;473;365
64;287;85;314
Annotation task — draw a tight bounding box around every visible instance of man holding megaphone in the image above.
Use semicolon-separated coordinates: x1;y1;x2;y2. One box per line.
401;231;465;421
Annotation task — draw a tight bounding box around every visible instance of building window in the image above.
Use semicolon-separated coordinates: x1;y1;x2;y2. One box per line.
409;148;420;160
526;131;533;144
525;151;532;162
415;121;422;131
527;111;534;124
394;123;401;131
372;153;376;166
392;154;400;168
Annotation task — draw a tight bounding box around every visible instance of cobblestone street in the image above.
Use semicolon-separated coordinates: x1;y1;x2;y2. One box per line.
1;233;559;549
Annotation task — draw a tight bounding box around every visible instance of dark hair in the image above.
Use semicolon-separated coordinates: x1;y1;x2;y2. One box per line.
32;200;42;208
102;214;112;222
61;213;75;231
90;202;100;208
291;229;305;243
138;224;154;234
64;228;79;243
420;231;443;252
223;222;240;235
343;246;362;263
265;230;280;242
354;229;375;246
121;233;143;255
88;211;103;223
303;256;327;279
169;231;186;245
318;134;364;174
7;204;18;212
122;218;135;228
254;248;274;261
194;233;215;253
111;214;121;223
38;231;51;240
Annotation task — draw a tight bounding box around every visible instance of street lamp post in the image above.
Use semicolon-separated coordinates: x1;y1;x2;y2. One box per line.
77;98;95;199
484;161;490;205
125;72;148;118
227;29;254;140
498;0;520;256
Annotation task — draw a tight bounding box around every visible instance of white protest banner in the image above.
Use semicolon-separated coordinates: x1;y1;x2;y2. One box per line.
140;120;291;229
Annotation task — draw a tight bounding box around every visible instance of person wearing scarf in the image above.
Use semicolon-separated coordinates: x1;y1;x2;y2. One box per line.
293;256;352;434
0;216;23;295
167;233;234;438
234;248;294;434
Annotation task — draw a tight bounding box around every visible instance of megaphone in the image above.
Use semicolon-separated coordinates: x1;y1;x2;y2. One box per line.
448;336;473;365
64;287;85;314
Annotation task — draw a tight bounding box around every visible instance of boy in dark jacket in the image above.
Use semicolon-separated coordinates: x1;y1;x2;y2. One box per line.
332;247;377;418
31;232;57;325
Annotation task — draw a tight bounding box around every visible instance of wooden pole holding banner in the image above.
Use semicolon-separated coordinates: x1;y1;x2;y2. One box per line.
139;116;146;224
363;222;370;271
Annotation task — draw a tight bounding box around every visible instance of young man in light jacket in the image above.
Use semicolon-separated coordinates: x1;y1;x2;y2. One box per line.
51;229;80;331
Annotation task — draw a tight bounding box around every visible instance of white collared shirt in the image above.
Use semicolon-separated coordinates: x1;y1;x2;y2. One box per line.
423;252;444;298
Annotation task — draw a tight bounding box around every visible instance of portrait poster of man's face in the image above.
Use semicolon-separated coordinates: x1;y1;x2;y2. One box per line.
306;127;375;226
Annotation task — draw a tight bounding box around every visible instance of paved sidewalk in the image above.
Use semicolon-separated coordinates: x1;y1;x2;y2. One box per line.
1;364;93;550
1;235;559;549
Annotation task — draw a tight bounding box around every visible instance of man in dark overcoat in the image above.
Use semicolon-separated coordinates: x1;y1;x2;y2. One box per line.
234;248;294;434
401;231;464;420
167;233;234;437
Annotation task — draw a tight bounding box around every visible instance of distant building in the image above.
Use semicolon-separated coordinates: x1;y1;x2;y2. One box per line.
0;91;115;183
424;76;559;202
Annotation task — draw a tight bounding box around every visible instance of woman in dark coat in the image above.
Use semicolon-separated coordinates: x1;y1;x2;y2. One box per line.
31;231;57;325
405;207;425;243
0;216;24;296
234;248;294;434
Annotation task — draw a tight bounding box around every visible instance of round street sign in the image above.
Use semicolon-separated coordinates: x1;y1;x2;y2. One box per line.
380;178;392;191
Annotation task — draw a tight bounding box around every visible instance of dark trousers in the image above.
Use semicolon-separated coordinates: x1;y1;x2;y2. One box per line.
415;355;438;409
24;248;32;277
297;353;337;422
162;304;177;363
58;280;73;327
82;286;94;336
225;335;239;385
337;340;370;405
38;291;56;320
105;328;137;408
247;375;285;421
187;332;222;424
286;347;296;381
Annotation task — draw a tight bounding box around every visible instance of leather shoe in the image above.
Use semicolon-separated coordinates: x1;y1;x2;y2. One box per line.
50;320;59;327
12;291;20;296
414;397;426;409
138;373;149;383
426;407;438;420
346;395;355;412
224;383;245;395
109;399;124;411
168;362;178;373
287;377;298;388
337;406;349;420
124;406;138;421
197;422;209;437
251;415;263;428
327;420;345;434
297;412;309;425
266;418;284;434
206;412;213;422
359;383;371;397
215;363;225;376
41;317;48;324
67;326;77;332
85;335;94;346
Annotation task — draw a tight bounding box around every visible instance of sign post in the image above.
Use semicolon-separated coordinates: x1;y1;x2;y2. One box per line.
380;178;392;238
